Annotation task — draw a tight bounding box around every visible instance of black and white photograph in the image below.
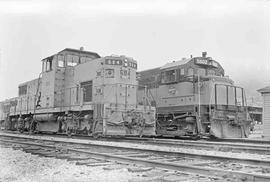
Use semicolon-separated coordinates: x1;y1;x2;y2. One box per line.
0;0;270;181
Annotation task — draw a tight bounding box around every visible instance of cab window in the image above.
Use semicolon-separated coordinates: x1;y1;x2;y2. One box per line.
197;68;206;76
67;55;79;66
180;68;185;75
42;61;46;72
58;55;65;67
47;59;52;71
161;70;177;83
228;86;235;106
81;81;92;102
80;57;93;64
236;87;244;106
216;85;227;105
19;85;27;96
187;68;194;76
80;57;86;64
208;69;215;76
42;58;53;72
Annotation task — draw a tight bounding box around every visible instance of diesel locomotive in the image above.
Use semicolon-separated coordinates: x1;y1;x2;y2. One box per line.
0;49;252;139
138;52;251;138
0;48;156;136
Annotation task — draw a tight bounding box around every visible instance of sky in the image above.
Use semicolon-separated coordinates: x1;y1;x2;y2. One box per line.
0;0;269;104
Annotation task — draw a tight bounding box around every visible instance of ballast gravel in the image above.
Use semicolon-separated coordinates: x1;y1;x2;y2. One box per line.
0;147;140;182
0;146;228;182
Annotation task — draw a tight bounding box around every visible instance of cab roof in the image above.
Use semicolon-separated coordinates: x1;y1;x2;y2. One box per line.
59;48;101;58
42;48;101;61
160;58;192;70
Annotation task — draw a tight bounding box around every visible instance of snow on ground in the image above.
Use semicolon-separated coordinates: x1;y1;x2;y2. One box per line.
0;147;142;182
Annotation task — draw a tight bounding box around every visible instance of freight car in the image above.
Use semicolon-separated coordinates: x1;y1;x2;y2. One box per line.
0;48;155;136
138;52;251;138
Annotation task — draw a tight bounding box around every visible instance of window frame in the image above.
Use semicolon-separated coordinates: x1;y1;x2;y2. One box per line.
187;68;194;76
19;85;27;96
215;84;245;111
57;55;65;68
67;54;79;67
161;69;177;83
180;68;185;76
197;68;206;76
42;61;46;72
80;81;93;102
207;69;216;76
43;58;53;72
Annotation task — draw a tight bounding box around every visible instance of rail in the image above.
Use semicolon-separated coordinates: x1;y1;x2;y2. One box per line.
0;132;270;182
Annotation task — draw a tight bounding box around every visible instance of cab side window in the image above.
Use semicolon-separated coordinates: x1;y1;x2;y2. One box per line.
180;68;185;75
80;57;94;64
197;68;206;76
42;58;53;72
81;81;92;102
42;61;46;72
19;85;27;96
46;59;52;71
208;69;215;76
58;55;65;68
67;55;79;66
161;70;176;83
187;68;194;76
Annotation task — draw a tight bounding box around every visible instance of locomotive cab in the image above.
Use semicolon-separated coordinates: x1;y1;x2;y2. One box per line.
138;52;251;138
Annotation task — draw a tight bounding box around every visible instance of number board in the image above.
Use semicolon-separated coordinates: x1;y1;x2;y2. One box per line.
127;61;137;69
195;58;218;68
105;59;123;65
196;58;208;65
105;58;137;69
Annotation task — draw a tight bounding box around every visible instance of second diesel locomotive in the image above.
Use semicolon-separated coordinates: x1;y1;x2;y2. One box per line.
0;48;156;136
138;52;251;138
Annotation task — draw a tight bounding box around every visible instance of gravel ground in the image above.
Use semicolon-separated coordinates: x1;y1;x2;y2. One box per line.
0;146;229;182
0;147;142;182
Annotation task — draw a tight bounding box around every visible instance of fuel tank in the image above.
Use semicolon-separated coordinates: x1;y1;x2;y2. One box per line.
33;114;57;122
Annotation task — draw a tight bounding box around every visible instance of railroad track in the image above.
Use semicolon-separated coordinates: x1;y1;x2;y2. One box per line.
50;133;270;155
211;137;270;145
5;130;270;155
120;137;270;154
1;132;270;181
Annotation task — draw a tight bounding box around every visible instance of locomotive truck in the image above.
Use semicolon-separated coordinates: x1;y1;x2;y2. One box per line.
0;48;156;136
138;52;252;138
